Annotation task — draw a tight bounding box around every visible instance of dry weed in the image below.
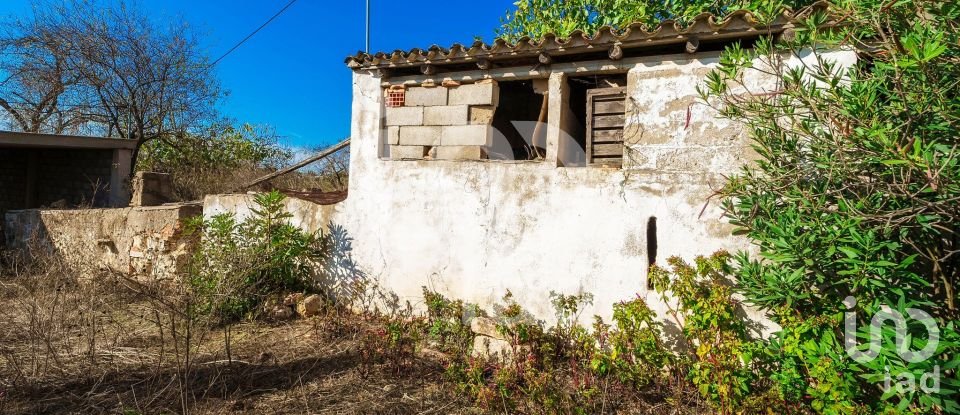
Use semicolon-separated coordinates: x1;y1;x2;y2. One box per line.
0;246;464;415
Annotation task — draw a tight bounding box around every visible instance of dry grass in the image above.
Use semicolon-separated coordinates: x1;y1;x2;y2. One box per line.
0;243;698;415
163;164;347;202
157;149;351;202
0;251;468;415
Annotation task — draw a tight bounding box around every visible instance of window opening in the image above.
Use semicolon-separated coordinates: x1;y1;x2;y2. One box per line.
487;80;547;161
562;75;627;167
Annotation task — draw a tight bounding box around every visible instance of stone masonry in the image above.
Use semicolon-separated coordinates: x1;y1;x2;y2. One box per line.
384;81;497;161
4;203;201;281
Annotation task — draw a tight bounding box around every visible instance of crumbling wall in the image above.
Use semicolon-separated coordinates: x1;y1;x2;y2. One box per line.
333;50;857;329
196;50;855;331
4;204;201;281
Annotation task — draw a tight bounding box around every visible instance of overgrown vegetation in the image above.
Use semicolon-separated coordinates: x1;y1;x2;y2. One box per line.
188;191;327;322
136;124;349;201
0;195;460;414
497;0;960;413
496;0;813;42
412;255;761;414
697;0;960;412
3;0;958;413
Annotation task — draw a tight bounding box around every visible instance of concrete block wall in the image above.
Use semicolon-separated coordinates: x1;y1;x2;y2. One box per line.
0;149;29;213
0;148;114;212
130;172;175;207
621;49;858;174
37;149;113;206
384;81;497;161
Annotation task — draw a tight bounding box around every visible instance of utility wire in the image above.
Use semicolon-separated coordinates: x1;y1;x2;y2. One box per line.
209;0;299;67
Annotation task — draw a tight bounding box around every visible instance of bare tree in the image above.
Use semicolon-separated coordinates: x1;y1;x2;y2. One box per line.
0;0;221;169
316;147;349;191
0;10;86;133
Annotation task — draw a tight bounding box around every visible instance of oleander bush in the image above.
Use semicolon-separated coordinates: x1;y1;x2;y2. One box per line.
697;0;960;412
187;191;328;322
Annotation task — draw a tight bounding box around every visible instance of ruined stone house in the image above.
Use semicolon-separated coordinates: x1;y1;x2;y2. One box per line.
4;7;855;325
205;8;856;323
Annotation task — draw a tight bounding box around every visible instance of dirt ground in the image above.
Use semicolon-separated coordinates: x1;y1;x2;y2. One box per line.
0;264;474;415
0;251;707;415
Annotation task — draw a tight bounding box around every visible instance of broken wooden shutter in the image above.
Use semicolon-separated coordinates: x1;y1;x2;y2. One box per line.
585;87;626;167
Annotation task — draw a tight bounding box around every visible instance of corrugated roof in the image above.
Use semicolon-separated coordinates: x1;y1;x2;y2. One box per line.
346;3;827;72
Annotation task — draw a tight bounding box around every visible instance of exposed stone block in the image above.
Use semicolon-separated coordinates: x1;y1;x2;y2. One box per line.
469;105;496;125
448;82;499;106
386;126;400;145
436;146;483;160
399;126;442;146
441;125;490;146
297;294;324;317
390;145;427;160
423;105;468;126
472;335;513;361
656;148;711;171
405;86;447;106
471;317;501;339
130;171;174;207
385;106;423;126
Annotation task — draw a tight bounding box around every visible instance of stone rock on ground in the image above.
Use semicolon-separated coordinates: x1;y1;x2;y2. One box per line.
472;335;515;362
297;294;324;317
470;316;502;339
268;305;294;320
284;292;305;307
469;316;531;362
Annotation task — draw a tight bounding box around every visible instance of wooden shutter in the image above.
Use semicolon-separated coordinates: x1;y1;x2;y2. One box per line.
586;87;626;167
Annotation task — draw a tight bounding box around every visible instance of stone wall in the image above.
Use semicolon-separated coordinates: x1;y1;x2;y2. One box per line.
4;203;201;281
196;50;855;332
202;194;339;235
384;81;497;161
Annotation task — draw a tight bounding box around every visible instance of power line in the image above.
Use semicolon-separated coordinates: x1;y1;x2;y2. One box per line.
210;0;300;67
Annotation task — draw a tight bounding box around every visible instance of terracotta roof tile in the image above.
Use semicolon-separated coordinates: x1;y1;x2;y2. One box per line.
346;2;830;71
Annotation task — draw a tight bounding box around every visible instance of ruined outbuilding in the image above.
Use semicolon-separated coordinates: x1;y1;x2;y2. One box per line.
207;7;857;324
2;6;855;326
0;131;134;212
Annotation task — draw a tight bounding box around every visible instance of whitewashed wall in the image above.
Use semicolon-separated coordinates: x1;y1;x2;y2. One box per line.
206;49;856;332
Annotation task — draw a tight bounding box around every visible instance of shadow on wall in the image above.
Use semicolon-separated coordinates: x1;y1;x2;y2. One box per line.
315;222;402;315
0;213;59;273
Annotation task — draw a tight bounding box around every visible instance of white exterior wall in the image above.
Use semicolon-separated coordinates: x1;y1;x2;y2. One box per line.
206;49;856;329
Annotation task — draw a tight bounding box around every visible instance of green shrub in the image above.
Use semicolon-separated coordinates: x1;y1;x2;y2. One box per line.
649;252;769;414
445;291;607;414
422;287;477;356
590;296;671;389
187;191;327;322
699;0;960;412
358;301;424;374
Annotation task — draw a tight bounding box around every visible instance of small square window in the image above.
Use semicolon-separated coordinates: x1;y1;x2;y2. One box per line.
386;89;405;107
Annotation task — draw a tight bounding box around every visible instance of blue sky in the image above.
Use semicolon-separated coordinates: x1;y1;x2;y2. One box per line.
0;0;515;149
